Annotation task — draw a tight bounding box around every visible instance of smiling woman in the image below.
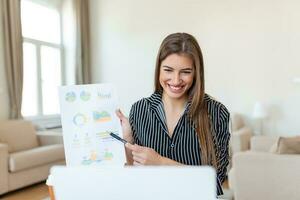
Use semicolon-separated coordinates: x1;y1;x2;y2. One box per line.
115;33;231;196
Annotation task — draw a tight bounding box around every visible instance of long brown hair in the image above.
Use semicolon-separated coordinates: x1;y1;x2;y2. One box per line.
154;33;217;167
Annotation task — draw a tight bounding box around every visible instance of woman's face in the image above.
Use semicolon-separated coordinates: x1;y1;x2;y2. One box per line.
159;53;194;101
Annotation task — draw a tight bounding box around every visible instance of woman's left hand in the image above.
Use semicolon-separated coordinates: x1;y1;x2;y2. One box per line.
125;143;165;165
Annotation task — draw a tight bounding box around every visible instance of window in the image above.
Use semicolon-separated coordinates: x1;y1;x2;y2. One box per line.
21;0;63;118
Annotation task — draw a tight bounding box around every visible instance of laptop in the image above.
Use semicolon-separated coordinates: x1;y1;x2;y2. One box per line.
50;166;217;200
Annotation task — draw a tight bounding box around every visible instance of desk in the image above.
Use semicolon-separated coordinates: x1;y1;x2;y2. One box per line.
46;175;55;200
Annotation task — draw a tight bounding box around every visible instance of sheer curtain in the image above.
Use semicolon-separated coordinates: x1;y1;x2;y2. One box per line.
1;0;23;119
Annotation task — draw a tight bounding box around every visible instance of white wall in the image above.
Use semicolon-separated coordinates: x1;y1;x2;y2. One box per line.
0;7;9;120
89;0;300;136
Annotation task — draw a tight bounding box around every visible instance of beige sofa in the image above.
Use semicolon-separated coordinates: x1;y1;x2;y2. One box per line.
0;120;65;195
230;113;252;155
229;113;253;170
228;136;300;200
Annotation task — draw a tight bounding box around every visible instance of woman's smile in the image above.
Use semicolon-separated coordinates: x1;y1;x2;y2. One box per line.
167;84;185;93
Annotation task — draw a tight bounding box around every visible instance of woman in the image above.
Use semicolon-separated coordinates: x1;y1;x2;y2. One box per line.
116;32;230;195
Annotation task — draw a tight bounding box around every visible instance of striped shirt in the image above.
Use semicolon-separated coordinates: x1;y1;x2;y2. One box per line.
129;92;230;195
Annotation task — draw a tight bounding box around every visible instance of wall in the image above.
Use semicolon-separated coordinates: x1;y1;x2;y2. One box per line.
89;0;300;136
0;5;9;120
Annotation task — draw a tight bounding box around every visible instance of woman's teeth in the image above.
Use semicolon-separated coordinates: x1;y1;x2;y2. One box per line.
169;85;183;91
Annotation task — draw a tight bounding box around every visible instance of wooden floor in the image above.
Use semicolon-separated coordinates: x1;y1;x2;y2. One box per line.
0;180;229;200
0;182;49;200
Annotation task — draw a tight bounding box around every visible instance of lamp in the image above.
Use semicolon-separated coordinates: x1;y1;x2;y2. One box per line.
252;102;267;135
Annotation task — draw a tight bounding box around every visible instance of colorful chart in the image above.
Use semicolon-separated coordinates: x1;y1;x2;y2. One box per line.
96;131;111;139
65;92;76;102
81;150;102;165
80;90;91;101
93;111;112;122
80;149;114;165
97;91;111;100
103;149;113;160
83;132;91;145
71;133;80;147
59;84;126;166
73;113;88;127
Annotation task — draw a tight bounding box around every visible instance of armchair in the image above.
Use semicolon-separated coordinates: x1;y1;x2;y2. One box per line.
230;113;253;155
228;136;300;200
0;120;65;195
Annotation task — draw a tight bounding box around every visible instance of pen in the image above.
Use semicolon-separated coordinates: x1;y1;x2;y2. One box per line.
110;132;128;144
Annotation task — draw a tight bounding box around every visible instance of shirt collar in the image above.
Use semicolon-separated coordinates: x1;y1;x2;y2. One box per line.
148;92;168;133
148;91;164;112
148;92;211;115
148;91;191;116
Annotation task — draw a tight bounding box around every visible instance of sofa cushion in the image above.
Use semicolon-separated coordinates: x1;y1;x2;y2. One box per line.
0;120;39;153
270;136;300;154
251;136;279;152
9;144;65;172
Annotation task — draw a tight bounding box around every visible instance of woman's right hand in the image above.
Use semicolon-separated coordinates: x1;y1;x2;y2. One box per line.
115;109;134;144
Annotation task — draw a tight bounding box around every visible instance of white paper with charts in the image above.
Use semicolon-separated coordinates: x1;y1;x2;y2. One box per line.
59;84;125;166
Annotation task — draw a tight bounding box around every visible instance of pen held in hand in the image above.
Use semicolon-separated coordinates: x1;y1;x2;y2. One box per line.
110;132;128;144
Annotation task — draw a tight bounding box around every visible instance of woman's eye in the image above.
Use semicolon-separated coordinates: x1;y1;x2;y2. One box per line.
182;71;191;74
164;69;172;72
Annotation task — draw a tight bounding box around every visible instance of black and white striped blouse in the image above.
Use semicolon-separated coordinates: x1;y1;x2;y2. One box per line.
129;92;230;195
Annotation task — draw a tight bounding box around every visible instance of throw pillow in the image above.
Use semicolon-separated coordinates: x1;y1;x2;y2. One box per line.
269;136;300;154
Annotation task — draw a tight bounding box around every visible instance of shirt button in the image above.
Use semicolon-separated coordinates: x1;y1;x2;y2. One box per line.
170;143;175;148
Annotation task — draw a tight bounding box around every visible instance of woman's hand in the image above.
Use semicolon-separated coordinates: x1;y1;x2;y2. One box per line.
125;143;164;165
115;109;133;143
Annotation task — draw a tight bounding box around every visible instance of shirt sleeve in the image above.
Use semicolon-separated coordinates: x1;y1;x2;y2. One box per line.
215;104;231;188
129;103;142;145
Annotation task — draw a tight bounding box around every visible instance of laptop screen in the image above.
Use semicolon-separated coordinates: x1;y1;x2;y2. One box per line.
51;166;216;200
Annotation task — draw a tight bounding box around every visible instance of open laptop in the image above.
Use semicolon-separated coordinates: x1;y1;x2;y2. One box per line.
50;166;217;200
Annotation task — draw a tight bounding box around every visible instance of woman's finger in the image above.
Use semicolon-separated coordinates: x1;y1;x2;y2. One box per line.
132;151;146;159
125;143;143;152
125;142;134;150
115;109;124;119
133;156;145;164
133;161;142;166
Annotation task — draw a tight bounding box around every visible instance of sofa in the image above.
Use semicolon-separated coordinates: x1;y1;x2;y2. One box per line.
229;113;253;170
228;136;300;200
230;113;253;155
0;120;65;195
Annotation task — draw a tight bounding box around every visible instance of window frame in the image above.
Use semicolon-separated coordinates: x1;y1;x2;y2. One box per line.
21;0;65;127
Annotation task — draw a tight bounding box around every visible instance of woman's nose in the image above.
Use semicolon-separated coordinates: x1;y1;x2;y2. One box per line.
171;73;181;85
